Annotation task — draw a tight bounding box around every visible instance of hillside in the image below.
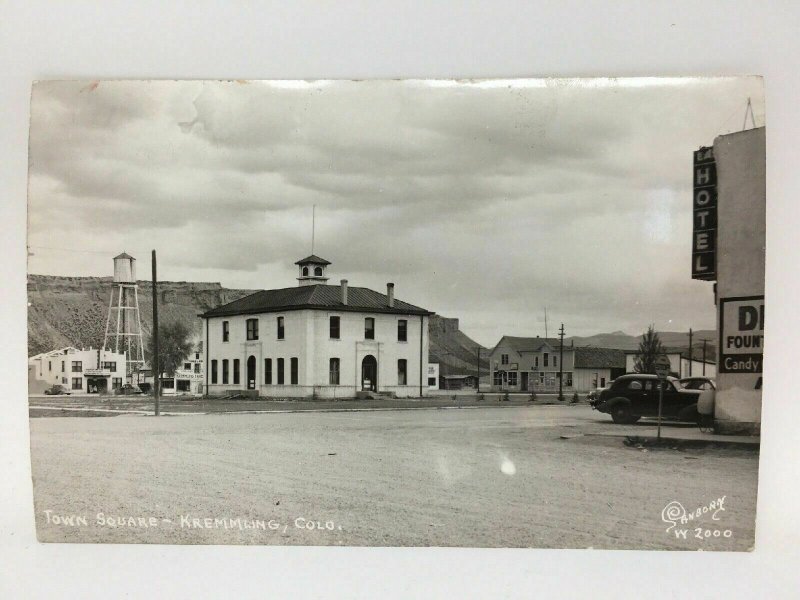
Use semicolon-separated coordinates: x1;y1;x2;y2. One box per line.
567;329;717;360
27;275;487;374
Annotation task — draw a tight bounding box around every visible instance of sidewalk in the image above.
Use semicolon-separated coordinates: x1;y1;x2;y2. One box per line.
584;426;760;448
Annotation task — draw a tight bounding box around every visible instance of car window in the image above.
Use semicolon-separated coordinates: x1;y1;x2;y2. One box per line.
627;380;642;390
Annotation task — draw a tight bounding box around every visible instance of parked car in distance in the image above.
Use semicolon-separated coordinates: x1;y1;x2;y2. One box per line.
589;373;702;424
43;384;71;395
679;376;716;391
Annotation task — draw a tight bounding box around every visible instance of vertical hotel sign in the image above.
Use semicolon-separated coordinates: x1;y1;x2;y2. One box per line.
692;146;717;280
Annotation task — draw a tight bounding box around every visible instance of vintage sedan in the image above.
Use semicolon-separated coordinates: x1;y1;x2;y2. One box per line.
589;373;702;424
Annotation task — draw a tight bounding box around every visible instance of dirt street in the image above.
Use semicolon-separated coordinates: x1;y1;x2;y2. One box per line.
29;405;758;549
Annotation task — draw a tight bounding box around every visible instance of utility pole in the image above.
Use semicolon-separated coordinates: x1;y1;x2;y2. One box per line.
476;346;481;392
688;328;693;376
701;338;710;376
151;250;160;417
558;323;565;401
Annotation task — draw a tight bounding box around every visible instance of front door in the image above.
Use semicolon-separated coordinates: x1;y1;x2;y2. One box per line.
521;372;529;391
247;355;256;390
361;355;377;391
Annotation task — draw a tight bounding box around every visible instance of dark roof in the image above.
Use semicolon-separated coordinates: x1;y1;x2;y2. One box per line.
114;252;134;260
573;347;626;369
294;254;331;266
200;284;433;318
497;336;562;353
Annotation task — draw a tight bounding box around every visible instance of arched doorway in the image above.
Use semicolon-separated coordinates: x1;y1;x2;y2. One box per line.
247;355;256;390
361;355;377;391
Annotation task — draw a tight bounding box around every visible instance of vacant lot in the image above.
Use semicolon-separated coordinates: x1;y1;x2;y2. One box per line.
29;405;758;549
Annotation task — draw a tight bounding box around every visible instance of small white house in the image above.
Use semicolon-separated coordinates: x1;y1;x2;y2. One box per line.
427;363;440;390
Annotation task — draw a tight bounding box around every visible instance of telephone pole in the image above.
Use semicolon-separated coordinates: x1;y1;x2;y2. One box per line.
476;346;481;392
151;250;160;417
558;323;565;401
688;328;693;376
700;338;710;376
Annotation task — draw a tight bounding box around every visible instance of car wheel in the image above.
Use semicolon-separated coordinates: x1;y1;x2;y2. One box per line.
610;403;633;424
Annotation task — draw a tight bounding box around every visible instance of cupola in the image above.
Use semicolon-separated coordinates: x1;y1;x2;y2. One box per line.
295;254;331;286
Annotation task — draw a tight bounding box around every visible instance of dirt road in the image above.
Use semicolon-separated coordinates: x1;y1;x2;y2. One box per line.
29;405;758;549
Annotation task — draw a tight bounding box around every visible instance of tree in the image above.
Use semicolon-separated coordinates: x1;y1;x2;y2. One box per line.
633;325;665;374
147;321;194;377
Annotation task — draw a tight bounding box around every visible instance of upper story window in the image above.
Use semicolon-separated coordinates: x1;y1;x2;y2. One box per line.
48;361;52;371
277;316;285;340
222;320;230;342
543;353;549;367
71;361;82;372
61;361;65;372
534;356;539;368
302;266;309;276
195;353;200;360
194;363;200;373
330;316;340;339
102;361;116;372
553;355;558;367
365;317;375;340
501;354;509;365
398;319;407;342
183;362;191;370
246;318;259;341
314;266;323;276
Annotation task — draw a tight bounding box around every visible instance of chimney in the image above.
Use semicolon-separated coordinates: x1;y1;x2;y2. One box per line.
387;283;395;308
341;279;348;305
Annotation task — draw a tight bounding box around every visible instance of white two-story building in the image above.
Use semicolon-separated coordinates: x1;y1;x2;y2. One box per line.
200;255;433;398
28;346;127;393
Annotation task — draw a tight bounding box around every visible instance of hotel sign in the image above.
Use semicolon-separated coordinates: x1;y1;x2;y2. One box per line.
719;296;764;373
692;146;717;280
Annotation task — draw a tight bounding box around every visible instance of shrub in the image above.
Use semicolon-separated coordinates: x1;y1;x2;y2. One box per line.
529;391;537;402
571;392;580;403
477;393;485;402
502;391;510;402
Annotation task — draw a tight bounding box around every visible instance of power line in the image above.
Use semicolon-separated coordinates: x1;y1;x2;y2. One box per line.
27;245;150;256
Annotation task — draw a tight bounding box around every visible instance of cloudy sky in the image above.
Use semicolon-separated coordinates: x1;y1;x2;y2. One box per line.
27;78;764;347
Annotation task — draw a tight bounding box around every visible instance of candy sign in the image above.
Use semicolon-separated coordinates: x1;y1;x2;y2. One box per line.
719;296;764;373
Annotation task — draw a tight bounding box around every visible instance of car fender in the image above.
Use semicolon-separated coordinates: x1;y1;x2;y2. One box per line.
600;396;630;414
677;403;700;422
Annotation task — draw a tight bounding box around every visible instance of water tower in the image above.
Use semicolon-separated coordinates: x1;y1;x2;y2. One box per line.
103;252;145;375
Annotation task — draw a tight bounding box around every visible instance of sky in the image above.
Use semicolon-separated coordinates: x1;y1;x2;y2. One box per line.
27;78;765;347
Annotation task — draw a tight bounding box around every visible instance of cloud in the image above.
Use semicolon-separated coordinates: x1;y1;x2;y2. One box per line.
27;78;765;345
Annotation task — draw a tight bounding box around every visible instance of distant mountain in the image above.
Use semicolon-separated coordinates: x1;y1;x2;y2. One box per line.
567;330;717;360
27;275;486;374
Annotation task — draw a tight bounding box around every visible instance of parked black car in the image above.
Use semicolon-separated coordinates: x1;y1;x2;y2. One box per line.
43;384;71;395
679;376;716;391
589;373;701;424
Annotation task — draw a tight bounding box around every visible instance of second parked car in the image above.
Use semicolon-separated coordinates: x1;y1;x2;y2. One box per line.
589;373;702;424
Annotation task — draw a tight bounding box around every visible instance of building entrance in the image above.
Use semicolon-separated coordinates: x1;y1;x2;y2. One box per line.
361;355;377;391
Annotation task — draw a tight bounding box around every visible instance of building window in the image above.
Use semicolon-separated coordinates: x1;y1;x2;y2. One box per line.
246;318;259;341
161;378;175;389
398;319;407;342
71;361;82;372
365;317;375;340
493;371;503;386
501;354;509;365
398;359;407;385
194;363;200;373
183;362;191;370
71;377;82;390
222;359;229;384
277;358;284;384
543;353;549;367
428;377;436;387
222;321;230;342
314;266;323;276
302;266;309;276
534;356;539;368
277;316;285;340
264;358;272;384
62;377;67;384
565;372;573;386
48;361;52;371
195;353;200;360
102;362;116;372
330;316;340;339
508;372;518;386
177;380;190;392
329;358;340;385
553;355;558;368
233;359;240;385
290;358;298;385
112;377;123;389
211;360;218;384
61;361;65;372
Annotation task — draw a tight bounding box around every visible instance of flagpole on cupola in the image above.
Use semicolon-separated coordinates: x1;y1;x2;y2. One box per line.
311;204;316;254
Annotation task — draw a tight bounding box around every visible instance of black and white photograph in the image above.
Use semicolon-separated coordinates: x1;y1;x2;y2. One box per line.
26;77;765;550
